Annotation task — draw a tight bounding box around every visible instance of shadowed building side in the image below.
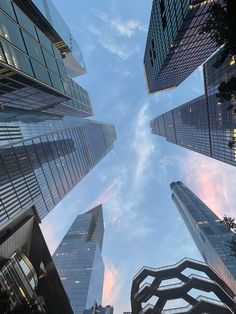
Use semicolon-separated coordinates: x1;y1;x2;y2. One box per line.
144;0;218;94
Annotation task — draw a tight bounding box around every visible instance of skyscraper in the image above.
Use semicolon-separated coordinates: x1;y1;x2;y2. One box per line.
84;304;114;314
144;0;218;93
171;181;236;295
0;0;117;231
131;258;236;313
0;119;116;231
53;205;105;314
150;49;236;167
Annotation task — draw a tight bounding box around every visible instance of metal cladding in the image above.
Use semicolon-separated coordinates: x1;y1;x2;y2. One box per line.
131;258;236;314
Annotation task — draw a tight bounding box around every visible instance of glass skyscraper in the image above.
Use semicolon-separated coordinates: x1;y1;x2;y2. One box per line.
0;118;116;228
150;48;236;167
144;0;218;93
0;0;117;231
53;205;105;314
171;181;236;295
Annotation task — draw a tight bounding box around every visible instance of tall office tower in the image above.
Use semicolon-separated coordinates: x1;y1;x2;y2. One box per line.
0;119;116;230
144;0;218;93
150;48;236;167
171;181;236;295
84;304;114;314
131;258;236;313
53;205;105;314
0;0;117;231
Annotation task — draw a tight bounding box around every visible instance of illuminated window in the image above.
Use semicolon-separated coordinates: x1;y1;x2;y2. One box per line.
230;56;235;66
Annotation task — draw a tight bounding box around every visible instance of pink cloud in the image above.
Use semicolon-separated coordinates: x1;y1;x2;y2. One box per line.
181;152;236;218
102;259;122;306
93;177;121;206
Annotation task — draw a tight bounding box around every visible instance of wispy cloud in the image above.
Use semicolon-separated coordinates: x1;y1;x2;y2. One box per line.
180;152;236;218
131;102;155;187
94;177;121;205
88;24;139;60
102;259;123;305
95;10;147;37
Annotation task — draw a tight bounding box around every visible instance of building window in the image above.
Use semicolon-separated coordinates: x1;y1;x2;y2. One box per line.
160;0;165;15
162;14;167;30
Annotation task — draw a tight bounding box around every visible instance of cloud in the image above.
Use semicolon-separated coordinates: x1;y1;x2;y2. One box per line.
95;11;147;37
102;259;123;305
40;224;58;254
102;39;139;60
94;177;121;205
88;24;139;60
131;102;155;187
180;152;236;218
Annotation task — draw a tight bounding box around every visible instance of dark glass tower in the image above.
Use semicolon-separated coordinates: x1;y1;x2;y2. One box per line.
53;205;105;314
171;181;236;295
144;0;218;93
151;48;236;167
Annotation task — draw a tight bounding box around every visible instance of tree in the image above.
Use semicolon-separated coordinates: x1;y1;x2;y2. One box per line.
228;139;236;149
216;77;236;102
201;0;236;59
222;215;236;231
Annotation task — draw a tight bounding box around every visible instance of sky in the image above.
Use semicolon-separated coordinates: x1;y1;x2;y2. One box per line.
40;1;236;313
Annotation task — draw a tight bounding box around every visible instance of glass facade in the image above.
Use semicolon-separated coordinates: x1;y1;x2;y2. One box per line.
144;0;218;93
13;0;86;77
151;95;212;156
0;0;92;118
151;49;236;167
53;205;105;314
0;117;116;228
171;181;236;295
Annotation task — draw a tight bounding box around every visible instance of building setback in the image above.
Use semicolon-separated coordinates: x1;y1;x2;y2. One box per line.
144;0;218;93
150;49;236;167
53;205;105;314
171;181;236;295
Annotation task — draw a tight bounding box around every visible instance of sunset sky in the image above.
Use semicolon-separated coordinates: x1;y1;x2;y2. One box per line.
41;1;236;312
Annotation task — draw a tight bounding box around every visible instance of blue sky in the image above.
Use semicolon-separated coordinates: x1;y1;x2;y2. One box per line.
41;1;236;312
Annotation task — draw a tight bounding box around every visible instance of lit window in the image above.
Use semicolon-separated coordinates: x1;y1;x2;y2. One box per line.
197;220;208;225
230;56;235;66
